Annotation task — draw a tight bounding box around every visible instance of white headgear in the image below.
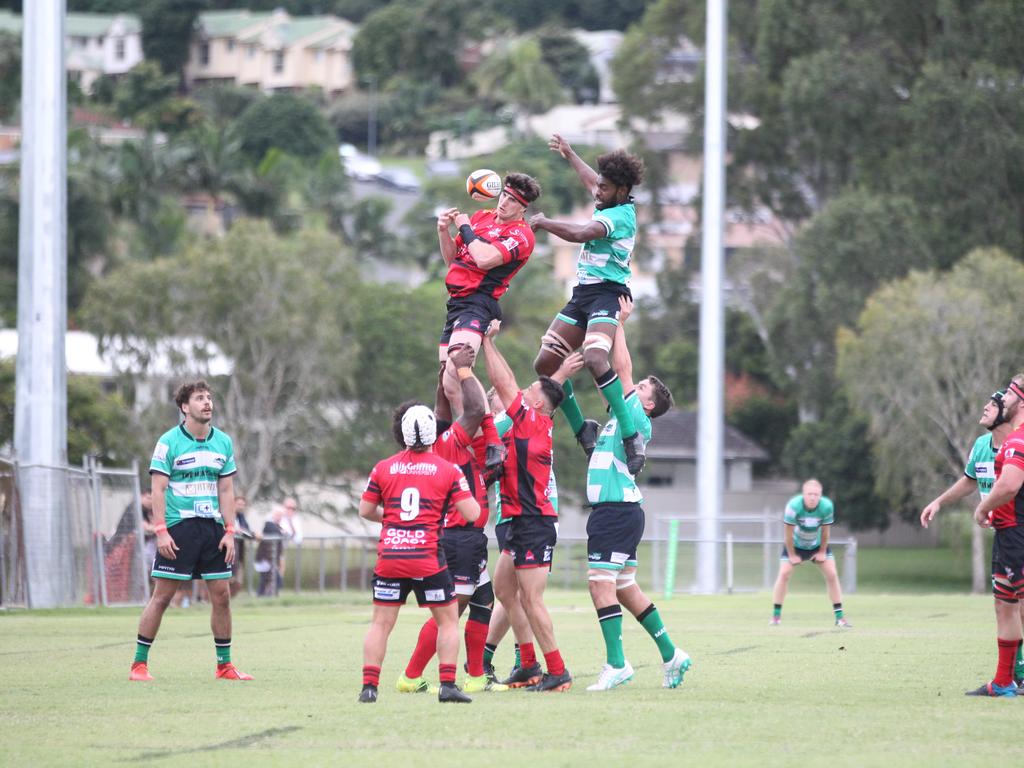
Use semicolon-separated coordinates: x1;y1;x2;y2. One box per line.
401;405;437;447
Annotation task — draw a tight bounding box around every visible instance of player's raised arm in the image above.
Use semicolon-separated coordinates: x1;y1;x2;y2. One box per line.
454;212;507;270
610;295;635;393
437;207;459;266
449;343;486;436
481;328;519;409
549;133;598;192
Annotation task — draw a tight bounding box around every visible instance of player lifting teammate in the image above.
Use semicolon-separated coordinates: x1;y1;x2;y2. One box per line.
530;135;648;475
576;298;689;691
358;404;480;703
482;325;583;691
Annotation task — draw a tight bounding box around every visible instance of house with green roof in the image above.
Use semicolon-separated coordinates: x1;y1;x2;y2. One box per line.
188;8;356;95
0;10;143;93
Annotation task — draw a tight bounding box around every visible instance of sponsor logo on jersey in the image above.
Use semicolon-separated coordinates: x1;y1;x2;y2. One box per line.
383;527;427;547
152;443;169;462
588;552;602;561
176;457;196;467
389;461;439;476
610;551;629;565
424;588;446;602
374;586;401;601
543;547;552;562
525;551;536;561
194;501;214;516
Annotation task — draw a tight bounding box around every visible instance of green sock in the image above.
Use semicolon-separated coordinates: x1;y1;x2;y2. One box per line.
833;603;843;620
1016;640;1024;671
637;603;675;662
134;635;152;663
215;637;231;665
483;642;496;666
773;604;782;619
514;644;521;668
597;604;626;668
558;379;586;435
596;371;637;438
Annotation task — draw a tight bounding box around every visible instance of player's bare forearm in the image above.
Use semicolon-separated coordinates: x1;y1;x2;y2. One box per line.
359;500;383;523
457;369;486;437
550;352;584;385
550;134;599;190
467;241;504;270
818;525;830;556
611;324;634;392
455;497;480;524
439;232;457;266
530;216;604;243
150;474;168;526
218;476;236;529
784;525;797;558
481;336;518;408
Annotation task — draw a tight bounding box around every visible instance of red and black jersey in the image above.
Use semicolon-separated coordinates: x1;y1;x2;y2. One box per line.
362;448;472;578
433;422;489;529
993;425;1024;529
499;392;556;517
445;209;535;299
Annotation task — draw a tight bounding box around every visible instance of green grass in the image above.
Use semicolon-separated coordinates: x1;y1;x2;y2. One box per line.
0;588;1016;766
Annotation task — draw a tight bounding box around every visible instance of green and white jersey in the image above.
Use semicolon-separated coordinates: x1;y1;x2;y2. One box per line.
492;411;558;525
149;423;237;527
586;391;652;504
964;433;997;498
783;495;835;550
575;202;636;286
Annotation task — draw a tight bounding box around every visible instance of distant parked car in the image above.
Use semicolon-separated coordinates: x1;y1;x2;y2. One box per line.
338;143;382;181
376;167;421;193
426;159;460;177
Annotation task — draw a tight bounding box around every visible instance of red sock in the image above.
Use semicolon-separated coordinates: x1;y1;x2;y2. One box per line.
464;619;489;677
404;618;438;678
544;648;565;676
362;664;381;687
480;413;499;447
439;663;457;684
519;641;537;668
996;638;1018;687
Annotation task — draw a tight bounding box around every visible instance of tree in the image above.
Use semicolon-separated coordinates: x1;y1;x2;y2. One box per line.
235;92;335;163
537;28;600;104
79;221;359;499
139;0;207;82
0;31;19;122
837;248;1024;589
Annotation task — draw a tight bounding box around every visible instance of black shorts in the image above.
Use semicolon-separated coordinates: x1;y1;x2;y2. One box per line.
151;518;231;581
780;546;833;563
441;526;489;595
372;568;456;607
556;282;632;330
587;502;645;571
504;515;557;569
439;293;502;346
992;527;1024;600
495;520;510;552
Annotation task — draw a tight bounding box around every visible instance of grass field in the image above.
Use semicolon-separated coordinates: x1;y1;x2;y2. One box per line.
0;580;1016;768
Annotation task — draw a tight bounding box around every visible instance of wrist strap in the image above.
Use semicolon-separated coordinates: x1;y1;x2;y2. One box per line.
155;523;167;534
224;524;236;535
459;224;478;245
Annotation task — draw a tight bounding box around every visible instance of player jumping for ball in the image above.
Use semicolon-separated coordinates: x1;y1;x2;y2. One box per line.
530;135;648;475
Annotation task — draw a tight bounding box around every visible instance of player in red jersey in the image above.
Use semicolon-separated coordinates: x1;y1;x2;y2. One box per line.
970;374;1024;697
358;402;480;704
397;345;509;693
481;326;584;692
437;172;541;416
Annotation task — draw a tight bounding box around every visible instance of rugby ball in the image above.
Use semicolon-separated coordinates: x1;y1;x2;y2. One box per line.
466;169;502;201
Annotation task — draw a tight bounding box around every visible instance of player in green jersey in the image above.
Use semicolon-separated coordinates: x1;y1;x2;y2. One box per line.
530;134;649;477
770;479;850;628
574;297;686;691
921;389;1024;683
129;380;251;682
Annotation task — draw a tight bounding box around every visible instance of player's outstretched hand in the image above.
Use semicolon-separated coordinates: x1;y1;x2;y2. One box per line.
556;351;585;381
618;295;634;324
528;212;547;230
548;133;572;159
448;343;476;369
437;207;458;231
485;320;501;339
920;501;940;528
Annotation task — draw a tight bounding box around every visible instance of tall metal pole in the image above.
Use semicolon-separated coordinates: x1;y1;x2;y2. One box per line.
696;0;727;594
15;0;70;608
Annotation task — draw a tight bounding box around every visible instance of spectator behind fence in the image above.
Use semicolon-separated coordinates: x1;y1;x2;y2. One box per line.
276;496;302;589
254;506;285;597
231;494;256;596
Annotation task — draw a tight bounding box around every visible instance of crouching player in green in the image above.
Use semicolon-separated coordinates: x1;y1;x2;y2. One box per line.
580;297;689;691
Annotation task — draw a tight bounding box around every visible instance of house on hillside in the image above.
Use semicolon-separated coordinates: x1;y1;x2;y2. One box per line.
0;10;143;93
187;9;357;95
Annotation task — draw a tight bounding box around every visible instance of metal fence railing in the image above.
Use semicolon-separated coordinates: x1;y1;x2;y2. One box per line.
0;455;148;608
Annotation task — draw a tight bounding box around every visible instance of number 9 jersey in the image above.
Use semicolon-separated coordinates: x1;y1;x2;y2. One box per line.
362;449;473;578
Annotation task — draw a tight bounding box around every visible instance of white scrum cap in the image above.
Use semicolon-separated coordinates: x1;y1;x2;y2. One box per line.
401;405;437;447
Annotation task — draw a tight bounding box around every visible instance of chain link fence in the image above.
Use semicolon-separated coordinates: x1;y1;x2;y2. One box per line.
0;455;148;608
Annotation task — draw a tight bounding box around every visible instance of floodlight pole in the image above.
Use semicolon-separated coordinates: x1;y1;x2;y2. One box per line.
696;0;727;594
15;0;70;608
